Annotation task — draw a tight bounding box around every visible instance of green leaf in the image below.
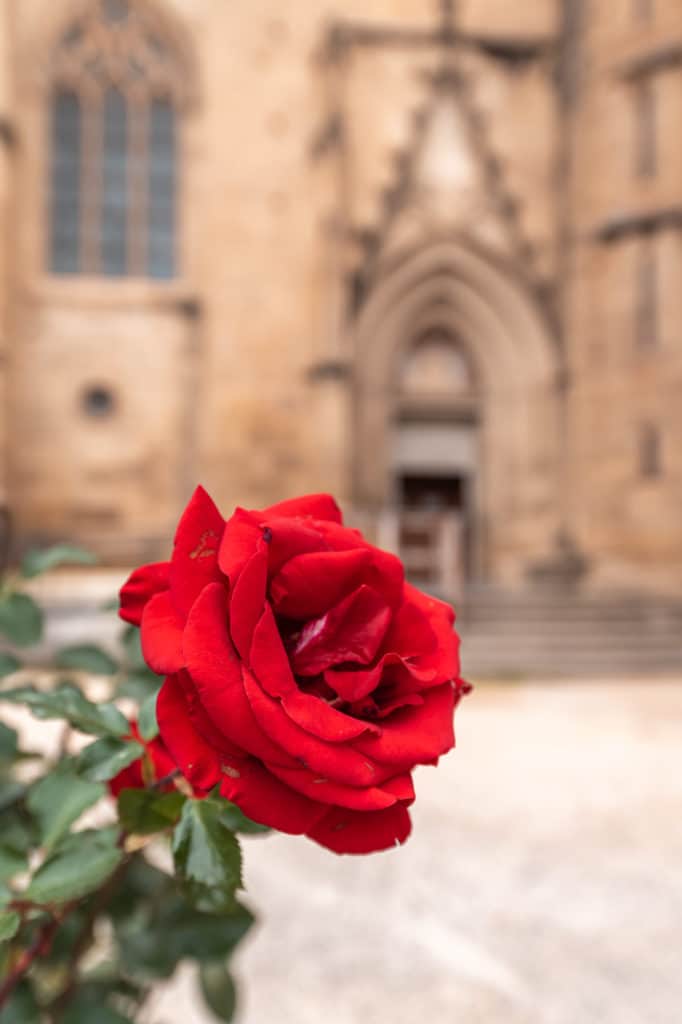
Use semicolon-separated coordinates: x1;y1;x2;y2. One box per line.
120;625;146;670
1;813;36;856
21;544;97;579
0;684;129;737
76;737;143;783
62;1000;133;1024
0;653;21;678
25;829;122;904
61;989;134;1024
218;801;271;835
116;669;159;701
55;644;118;676
0;782;25;814
0;722;19;764
0;980;41;1023
0;846;27;883
0;910;20;943
200;962;237;1022
118;788;185;836
137;689;159;741
172;798;242;911
27;768;105;850
117;897;254;978
0;593;43;647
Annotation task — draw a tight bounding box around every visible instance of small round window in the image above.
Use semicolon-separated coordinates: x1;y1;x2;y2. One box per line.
81;385;116;419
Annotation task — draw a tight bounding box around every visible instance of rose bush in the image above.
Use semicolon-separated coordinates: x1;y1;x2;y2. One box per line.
120;489;469;854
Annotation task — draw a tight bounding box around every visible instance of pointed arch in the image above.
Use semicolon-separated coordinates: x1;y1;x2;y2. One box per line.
352;238;562;581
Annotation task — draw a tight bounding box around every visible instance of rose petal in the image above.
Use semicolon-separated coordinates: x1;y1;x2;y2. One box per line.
169;486;225;616
281;690;378;743
265;762;398;812
380;773;416;804
229;547;268;661
140;591;185;674
248;604;296;697
218;507;262;582
269;548;373;619
261;493;343;524
242;668;381;787
380;595;438;660
219;762;326;835
324;651;433;704
374;692;425;718
156;674;223;792
307;803;412;855
257;516;326;576
405;583;455;627
290;585;391;676
119;562;170;626
354;683;456;767
400;585;461;684
184;583;296;768
316;521;406;610
174;670;246;760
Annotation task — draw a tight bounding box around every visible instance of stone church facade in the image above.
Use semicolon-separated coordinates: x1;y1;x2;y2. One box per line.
0;0;680;597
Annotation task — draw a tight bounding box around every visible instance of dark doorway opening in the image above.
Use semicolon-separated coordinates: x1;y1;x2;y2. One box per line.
397;473;473;590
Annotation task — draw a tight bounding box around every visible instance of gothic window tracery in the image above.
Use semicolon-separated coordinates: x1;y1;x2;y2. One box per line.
48;0;186;278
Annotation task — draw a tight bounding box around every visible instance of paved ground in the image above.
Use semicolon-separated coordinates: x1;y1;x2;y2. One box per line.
145;677;682;1024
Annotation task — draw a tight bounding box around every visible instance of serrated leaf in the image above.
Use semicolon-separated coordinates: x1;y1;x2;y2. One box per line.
25;829;122;904
137;689;159;741
55;644;118;676
27;767;105;851
0;653;21;678
21;545;97;579
0;684;128;737
218;801;271;836
0;910;20;943
118;788;185;836
200;962;237;1022
76;737;143;783
172;798;242;911
0;593;43;647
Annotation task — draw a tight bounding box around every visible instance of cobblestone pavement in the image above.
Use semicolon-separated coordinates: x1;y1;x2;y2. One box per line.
145;678;682;1024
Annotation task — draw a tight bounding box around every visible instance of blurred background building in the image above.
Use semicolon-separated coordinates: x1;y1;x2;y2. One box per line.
0;0;681;673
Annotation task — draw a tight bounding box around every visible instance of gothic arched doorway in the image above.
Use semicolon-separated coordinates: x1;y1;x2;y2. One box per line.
352;239;561;594
390;325;480;595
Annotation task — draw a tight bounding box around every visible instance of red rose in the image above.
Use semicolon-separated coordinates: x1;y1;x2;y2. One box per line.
120;489;469;854
108;721;177;798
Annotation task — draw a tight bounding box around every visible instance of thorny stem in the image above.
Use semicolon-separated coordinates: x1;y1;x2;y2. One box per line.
0;862;130;1016
0;906;69;1009
0;769;184;1013
45;860;130;1024
150;767;182;790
